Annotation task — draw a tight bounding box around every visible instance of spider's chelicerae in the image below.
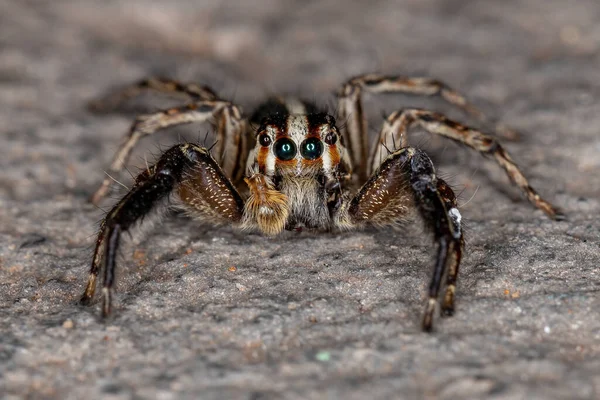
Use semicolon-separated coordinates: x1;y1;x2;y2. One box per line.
80;73;562;331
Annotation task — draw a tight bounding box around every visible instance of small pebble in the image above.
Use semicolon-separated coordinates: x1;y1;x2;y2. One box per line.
544;326;551;334
315;351;331;362
62;319;74;329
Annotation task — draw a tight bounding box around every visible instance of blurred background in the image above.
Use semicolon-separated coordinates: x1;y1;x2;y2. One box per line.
1;1;599;399
2;0;599;206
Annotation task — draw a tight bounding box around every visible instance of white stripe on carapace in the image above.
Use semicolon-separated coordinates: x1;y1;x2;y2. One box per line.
285;115;310;175
265;124;278;176
285;114;310;142
283;97;307;115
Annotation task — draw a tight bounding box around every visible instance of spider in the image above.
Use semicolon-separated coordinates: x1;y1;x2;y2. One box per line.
80;73;562;331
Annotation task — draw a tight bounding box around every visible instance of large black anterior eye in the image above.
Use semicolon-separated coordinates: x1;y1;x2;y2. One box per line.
300;137;324;160
274;138;297;161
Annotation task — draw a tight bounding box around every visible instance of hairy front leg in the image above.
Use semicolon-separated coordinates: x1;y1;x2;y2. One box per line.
336;147;463;332
80;144;244;317
435;178;464;316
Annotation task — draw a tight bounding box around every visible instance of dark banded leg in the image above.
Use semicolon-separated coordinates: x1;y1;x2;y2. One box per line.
336;147;463;331
369;108;562;219
337;81;369;181
80;144;244;317
436;178;464;316
89;100;245;205
88;77;218;112
337;74;518;167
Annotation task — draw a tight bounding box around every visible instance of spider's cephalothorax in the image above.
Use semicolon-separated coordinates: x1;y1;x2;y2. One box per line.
242;111;349;235
81;74;563;331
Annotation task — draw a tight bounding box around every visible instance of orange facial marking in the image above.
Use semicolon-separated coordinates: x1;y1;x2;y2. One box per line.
275;159;297;168
257;146;269;174
300;158;323;168
328;144;341;166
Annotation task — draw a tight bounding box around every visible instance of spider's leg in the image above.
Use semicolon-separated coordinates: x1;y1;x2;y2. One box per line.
90;101;245;205
436;178;464;316
340;73;518;144
336;81;369;181
80;144;244;317
88;77;218;112
368;109;411;174
369;108;562;219
335;147;463;332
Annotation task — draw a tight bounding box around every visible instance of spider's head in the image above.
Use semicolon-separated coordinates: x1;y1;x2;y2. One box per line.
251;113;343;178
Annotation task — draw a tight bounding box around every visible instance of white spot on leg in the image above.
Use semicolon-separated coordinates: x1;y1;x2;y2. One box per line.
449;207;462;238
449;207;461;224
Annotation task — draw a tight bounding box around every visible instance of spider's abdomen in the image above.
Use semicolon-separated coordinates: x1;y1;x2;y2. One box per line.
249;97;321;126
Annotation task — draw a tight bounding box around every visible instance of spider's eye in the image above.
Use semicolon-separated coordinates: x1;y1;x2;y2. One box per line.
324;132;337;145
300;137;324;160
274;138;297;161
258;134;272;147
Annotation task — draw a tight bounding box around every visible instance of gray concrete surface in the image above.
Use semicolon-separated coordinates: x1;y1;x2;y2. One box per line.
1;0;599;399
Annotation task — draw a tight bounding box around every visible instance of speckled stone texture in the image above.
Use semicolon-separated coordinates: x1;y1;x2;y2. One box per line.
1;1;599;399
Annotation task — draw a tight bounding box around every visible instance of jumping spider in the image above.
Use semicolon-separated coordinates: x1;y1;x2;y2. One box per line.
80;73;562;331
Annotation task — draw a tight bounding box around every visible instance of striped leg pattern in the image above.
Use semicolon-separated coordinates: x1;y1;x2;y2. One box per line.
336;73;520;180
88;78;245;205
368;108;563;219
